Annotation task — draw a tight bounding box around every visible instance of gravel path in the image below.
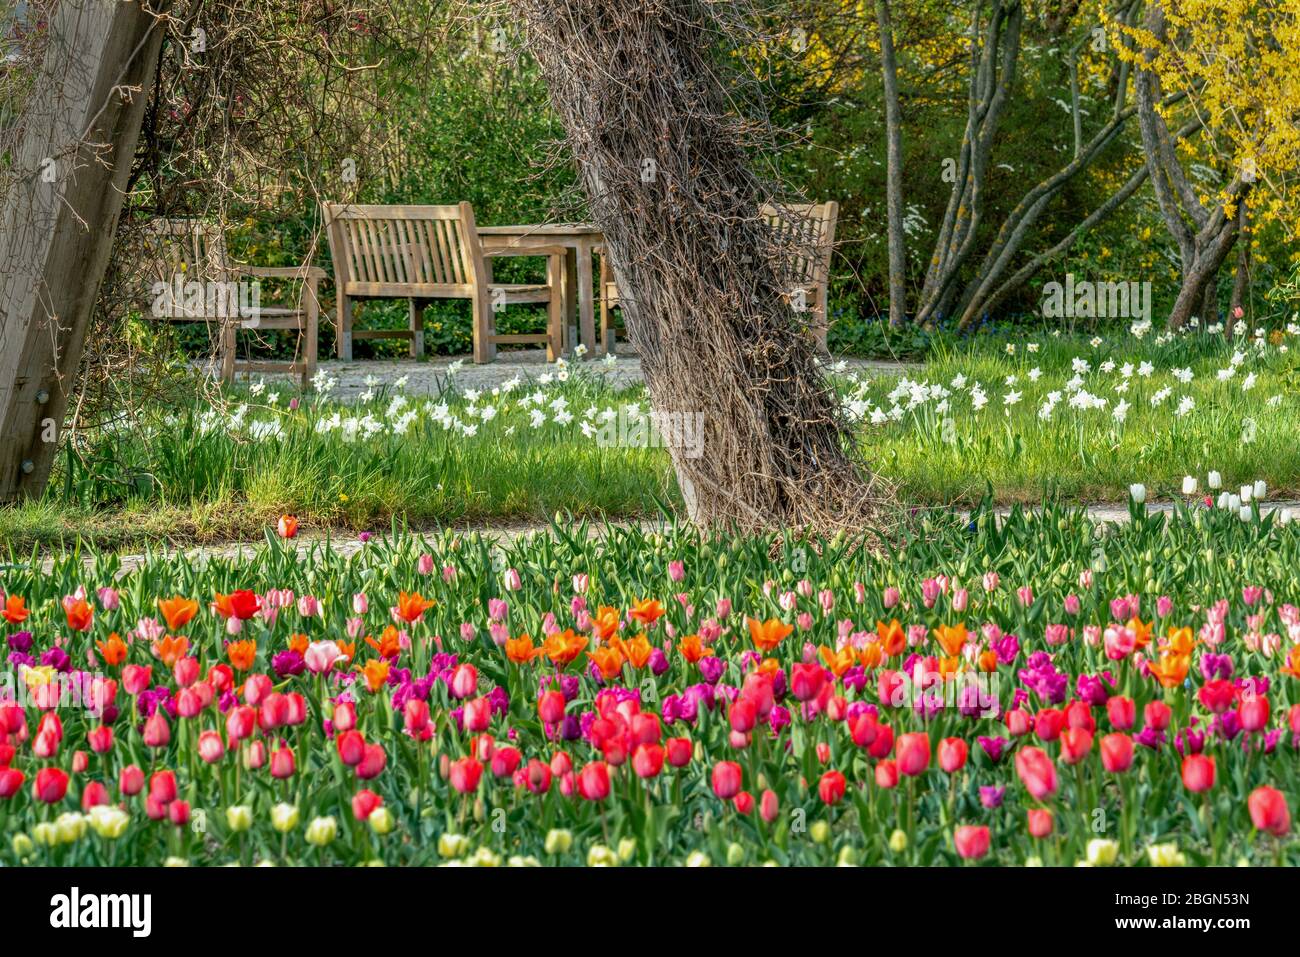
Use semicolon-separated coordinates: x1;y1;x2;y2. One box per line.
210;347;921;401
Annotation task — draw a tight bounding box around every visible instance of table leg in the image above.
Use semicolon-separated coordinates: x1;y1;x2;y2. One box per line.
564;246;578;354
576;241;595;358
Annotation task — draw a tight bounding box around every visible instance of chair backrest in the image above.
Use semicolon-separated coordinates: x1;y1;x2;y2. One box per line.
320;202;487;297
760;201;839;297
143;219;234;320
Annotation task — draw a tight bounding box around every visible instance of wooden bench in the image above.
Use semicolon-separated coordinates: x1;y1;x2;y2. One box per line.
145;219;322;387
321;202;565;364
599;200;839;352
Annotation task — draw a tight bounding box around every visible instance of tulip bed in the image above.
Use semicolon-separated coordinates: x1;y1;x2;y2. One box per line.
1;503;1298;867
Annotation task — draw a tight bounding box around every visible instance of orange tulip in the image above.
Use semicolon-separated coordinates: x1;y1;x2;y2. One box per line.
677;634;713;664
933;623;969;657
544;629;588;669
622;635;654;670
1148;653;1191;689
859;642;884;669
629;598;665;627
876;619;906;657
1161;626;1196;657
96;633;128;667
65;598;93;632
359;658;391;693
2;594;30;624
591;606;622;642
978;648;999;673
334;640;356;664
226;640;257;672
588;645;626;681
505;633;543;665
1126;617;1153;649
748;617;793;653
277;514;299;539
395;591;435;624
157;596;199;632
287;633;309;656
818;645;856;677
365;625;403;659
152;635;190;669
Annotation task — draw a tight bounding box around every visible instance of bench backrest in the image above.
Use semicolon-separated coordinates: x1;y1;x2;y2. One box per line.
143;219;235;320
320;202;488;299
760;201;839;296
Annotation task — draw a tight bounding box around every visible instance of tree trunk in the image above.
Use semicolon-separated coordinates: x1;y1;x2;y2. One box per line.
875;0;907;327
506;0;884;531
0;0;169;501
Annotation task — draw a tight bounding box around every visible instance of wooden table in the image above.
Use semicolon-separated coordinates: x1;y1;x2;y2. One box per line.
478;224;604;357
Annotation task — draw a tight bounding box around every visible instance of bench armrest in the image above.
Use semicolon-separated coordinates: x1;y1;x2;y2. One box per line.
484;245;568;259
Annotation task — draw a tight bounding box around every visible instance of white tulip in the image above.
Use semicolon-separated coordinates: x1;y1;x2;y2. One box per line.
1254;480;1267;500
1208;471;1222;490
1129;483;1147;504
1240;485;1253;504
1217;492;1230;509
1229;494;1242;511
1182;476;1198;495
1240;505;1253;522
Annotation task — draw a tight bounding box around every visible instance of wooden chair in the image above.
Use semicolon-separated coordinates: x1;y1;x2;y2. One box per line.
598;200;839;352
144;219;322;387
321;202;565;364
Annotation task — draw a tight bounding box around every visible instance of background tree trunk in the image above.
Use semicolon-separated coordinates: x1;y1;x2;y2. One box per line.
875;0;907;327
0;0;169;501
506;0;885;531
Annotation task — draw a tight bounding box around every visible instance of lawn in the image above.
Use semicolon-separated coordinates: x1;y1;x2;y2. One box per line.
3;324;1299;554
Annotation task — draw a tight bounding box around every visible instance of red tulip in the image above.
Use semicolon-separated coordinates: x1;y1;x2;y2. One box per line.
1247;785;1290;836
1064;699;1095;733
198;730;225;764
243;673;272;706
71;750;88;774
333;701;357;732
449;664;478;700
631;743;665;779
666;737;693;767
0;768;24;799
243;740;266;770
1027;808;1054;838
789;663;826;702
351;789;383;821
953;824;990;860
490;746;522;778
168;800;191;826
538;690;566;725
270;746;296;779
1240;695;1270;732
1058;727;1094;765
1004;708;1031;737
174;656;200;688
0;704;26;736
1105;696;1135;730
760;788;780;823
549;750;573;777
1033;708;1064;742
629;713;661;745
896;732;931;776
1198;679;1236;715
524;759;552;794
449;756;483;794
1014;746;1058;800
462;696;492;733
577;761;611;801
938;737;968;774
87;725;114;755
356;743;387;780
122;664;152;697
80;781;110;811
1143;700;1172;730
142;711;170;748
336;730;366;766
119;765;144;796
850;713;879;748
284;693;307;727
867;723;895;760
729;697;758;734
734;791;754;815
874;759;899;789
711;760;742;800
226;705;256;742
1181;753;1216;792
818;770;847;805
149;770;177;805
1099;733;1134;773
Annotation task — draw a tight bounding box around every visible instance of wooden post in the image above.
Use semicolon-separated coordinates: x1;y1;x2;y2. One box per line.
0;1;168;501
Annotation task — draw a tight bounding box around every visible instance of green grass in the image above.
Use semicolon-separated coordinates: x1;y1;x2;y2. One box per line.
5;324;1300;554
